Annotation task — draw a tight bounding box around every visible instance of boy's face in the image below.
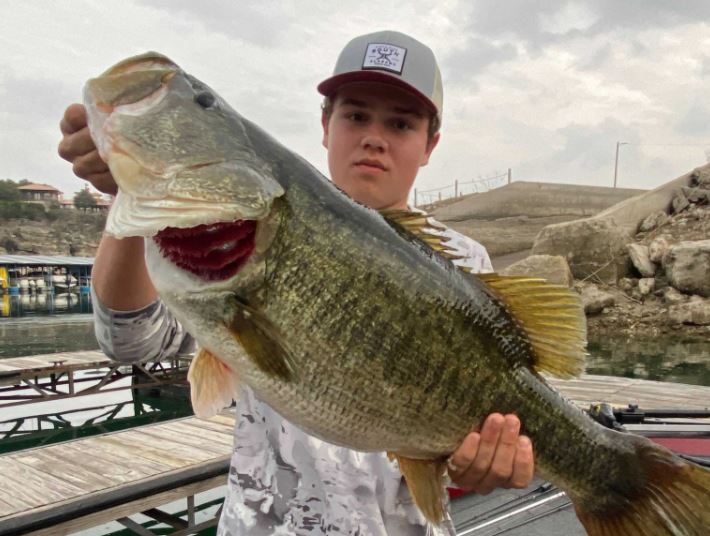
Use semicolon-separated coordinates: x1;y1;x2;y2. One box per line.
322;82;440;211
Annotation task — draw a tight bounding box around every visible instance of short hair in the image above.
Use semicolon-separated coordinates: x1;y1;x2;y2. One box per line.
321;95;440;143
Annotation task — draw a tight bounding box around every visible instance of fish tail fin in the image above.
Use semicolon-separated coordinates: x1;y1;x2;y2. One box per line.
187;347;240;419
575;436;710;535
389;453;448;524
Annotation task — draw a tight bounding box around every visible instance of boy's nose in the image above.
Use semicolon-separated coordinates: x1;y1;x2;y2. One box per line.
361;133;387;152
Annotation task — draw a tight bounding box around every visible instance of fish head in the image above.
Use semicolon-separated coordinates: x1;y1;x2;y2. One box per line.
84;51;284;238
84;52;285;285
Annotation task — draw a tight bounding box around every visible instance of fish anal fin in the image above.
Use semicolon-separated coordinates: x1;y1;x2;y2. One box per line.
478;273;587;378
187;347;240;419
227;299;296;382
390;453;448;524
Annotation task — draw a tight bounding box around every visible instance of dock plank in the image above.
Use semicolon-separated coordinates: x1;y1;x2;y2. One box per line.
0;458;84;508
140;422;233;454
173;416;236;437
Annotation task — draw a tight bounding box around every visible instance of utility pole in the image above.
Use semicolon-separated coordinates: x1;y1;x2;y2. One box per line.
613;141;628;188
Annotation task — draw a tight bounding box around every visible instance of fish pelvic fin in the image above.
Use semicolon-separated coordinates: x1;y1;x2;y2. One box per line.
575;436;710;535
390;453;448;525
478;273;587;378
187;347;240;419
227;298;296;382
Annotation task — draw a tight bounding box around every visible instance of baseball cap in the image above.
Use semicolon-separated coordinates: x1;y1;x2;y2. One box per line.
317;30;443;122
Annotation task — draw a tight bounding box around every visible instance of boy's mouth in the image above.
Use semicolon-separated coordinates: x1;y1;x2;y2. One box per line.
354;159;387;171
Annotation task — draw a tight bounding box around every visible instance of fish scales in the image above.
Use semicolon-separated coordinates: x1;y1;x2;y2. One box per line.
85;52;710;534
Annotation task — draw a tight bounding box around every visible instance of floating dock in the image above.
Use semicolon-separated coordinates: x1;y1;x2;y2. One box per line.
0;412;234;535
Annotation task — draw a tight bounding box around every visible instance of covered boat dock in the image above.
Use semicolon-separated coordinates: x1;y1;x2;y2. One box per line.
0;254;93;295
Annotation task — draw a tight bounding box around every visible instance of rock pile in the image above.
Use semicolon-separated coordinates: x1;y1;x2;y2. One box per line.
504;172;709;337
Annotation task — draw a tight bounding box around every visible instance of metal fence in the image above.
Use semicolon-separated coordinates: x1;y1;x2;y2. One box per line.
413;168;512;208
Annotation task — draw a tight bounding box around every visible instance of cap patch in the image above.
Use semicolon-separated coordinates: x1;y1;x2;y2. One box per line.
362;43;406;74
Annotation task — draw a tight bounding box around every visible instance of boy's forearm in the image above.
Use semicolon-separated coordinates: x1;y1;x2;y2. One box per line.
92;234;158;311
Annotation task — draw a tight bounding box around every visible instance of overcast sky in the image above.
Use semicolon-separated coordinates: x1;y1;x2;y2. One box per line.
1;1;709;204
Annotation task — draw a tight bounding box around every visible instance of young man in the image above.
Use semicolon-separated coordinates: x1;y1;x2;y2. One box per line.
59;30;534;535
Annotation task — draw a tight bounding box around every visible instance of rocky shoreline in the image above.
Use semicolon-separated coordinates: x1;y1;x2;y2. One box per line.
501;169;709;342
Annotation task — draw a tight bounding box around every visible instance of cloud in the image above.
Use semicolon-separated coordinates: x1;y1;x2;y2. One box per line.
137;0;297;47
676;102;710;137
443;37;518;86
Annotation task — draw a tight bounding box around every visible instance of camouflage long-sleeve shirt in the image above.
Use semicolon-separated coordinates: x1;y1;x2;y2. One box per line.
92;225;492;536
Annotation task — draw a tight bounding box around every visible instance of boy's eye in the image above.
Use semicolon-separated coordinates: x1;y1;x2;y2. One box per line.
392;119;411;131
348;111;366;122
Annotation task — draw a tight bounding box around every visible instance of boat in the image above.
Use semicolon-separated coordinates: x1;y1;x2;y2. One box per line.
450;403;710;535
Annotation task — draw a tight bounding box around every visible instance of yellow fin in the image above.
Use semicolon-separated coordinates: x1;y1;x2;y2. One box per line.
187;348;240;419
390;453;448;524
380;209;587;378
478;273;587;378
228;299;296;381
379;209;470;261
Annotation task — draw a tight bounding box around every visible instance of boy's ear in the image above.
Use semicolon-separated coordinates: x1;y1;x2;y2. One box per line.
321;111;330;149
420;131;441;167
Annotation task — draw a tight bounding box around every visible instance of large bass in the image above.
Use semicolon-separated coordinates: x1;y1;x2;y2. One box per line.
84;52;710;535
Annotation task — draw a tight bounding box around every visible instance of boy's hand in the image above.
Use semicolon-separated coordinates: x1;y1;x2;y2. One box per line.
58;103;117;195
447;413;534;494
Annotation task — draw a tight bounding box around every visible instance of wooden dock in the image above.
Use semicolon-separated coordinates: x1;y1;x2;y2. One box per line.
0;411;235;535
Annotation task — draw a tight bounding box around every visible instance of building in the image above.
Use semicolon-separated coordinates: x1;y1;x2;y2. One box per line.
17;183;62;205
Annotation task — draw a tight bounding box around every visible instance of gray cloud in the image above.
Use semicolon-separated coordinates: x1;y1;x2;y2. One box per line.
138;0;296;46
466;1;710;50
676;102;710;137
443;38;518;86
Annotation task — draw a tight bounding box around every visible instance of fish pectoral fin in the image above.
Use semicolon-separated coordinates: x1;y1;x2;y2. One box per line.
390;453;448;524
478;273;587;378
187;347;240;419
227;299;296;382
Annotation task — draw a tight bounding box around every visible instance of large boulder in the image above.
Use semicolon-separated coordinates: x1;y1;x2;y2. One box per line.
532;218;632;283
663;240;710;297
667;297;710;325
500;254;574;287
627;244;655;277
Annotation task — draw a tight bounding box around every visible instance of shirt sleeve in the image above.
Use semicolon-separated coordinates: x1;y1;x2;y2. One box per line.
437;226;494;274
91;285;196;364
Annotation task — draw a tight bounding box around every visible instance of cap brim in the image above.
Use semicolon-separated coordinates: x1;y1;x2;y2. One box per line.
317;71;438;116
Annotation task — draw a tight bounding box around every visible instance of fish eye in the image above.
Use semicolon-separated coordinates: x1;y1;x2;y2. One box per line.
195;91;216;108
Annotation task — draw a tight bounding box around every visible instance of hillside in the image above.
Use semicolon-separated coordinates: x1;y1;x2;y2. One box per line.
0;210;105;257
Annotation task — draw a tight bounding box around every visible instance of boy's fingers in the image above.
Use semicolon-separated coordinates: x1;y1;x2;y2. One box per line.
73;149;109;178
473;415;520;494
59;103;88;135
447;431;481;479
448;413;506;492
508;436;534;489
59;128;98;162
85;172;118;196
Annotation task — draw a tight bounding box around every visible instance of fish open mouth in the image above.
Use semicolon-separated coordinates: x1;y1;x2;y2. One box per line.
153;219;256;281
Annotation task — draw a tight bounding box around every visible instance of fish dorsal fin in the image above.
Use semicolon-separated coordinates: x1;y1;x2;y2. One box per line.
379;209;469;264
380;209;587;378
478;273;587;378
